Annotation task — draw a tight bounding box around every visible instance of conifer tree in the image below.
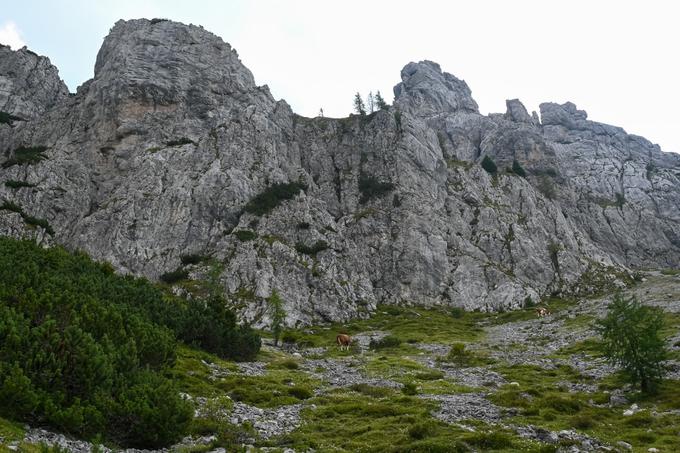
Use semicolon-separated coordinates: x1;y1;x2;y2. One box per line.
366;91;375;113
353;92;366;115
375;90;388;109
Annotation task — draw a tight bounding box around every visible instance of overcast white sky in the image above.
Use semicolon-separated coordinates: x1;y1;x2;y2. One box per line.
1;1;678;152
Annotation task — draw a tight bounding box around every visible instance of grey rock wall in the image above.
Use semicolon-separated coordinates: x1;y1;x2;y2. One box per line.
1;19;678;327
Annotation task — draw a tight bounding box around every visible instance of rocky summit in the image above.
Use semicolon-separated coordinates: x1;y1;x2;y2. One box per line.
1;19;679;327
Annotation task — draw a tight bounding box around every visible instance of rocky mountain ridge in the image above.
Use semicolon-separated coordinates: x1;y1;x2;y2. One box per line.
1;19;679;327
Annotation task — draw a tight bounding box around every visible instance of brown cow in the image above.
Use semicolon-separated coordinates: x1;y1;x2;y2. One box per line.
536;307;551;318
336;334;352;351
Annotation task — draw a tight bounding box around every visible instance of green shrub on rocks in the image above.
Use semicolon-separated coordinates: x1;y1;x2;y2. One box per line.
481;155;498;174
0;237;261;447
244;181;307;216
180;253;208;265
0;238;191;447
234;230;257;242
295;240;329;256
358;173;395;204
2;146;48;168
512;159;527;177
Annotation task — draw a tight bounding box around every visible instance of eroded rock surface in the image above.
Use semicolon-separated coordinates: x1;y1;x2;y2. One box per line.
1;19;679;326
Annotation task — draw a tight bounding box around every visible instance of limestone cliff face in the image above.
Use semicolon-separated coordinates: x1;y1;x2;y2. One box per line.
1;19;678;326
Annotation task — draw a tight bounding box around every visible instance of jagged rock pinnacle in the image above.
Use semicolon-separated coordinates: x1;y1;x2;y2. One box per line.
393;60;479;117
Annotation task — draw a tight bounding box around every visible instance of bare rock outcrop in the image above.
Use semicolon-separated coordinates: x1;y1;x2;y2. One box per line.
1;19;678;327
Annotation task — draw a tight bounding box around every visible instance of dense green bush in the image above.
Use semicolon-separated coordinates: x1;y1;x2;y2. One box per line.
2;146;48;168
244;181;307;216
0;237;261;446
358;173;395;204
481;156;497;174
176;295;261;362
0;238;190;447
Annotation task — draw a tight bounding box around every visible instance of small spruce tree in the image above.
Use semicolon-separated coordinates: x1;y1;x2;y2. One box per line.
596;293;667;393
353;92;366;115
366;91;375;113
375;91;388;110
512;159;527;177
268;290;286;346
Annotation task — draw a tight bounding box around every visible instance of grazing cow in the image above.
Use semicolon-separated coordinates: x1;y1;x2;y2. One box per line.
336;334;352;351
536;307;551;318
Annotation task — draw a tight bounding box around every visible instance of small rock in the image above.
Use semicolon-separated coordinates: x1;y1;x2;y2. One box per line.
648;448;659;453
623;403;639;416
509;381;520;386
616;440;632;450
609;393;628;407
